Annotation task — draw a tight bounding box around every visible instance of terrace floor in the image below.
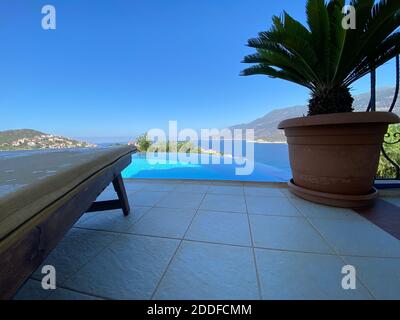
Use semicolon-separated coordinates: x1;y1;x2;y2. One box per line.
14;179;400;300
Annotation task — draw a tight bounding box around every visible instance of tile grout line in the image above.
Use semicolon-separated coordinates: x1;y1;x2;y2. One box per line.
30;186;136;296
149;192;208;300
342;201;400;300
49;284;112;301
55;232;124;297
72;224;400;260
57;190;161;299
21;278;107;301
290;196;377;300
243;184;263;300
289;199;377;300
28;235;117;301
53;182;389;300
338;254;379;300
307;217;377;299
31;183;262;298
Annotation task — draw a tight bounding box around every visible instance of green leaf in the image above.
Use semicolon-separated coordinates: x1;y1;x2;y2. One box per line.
240;0;400;105
306;0;331;81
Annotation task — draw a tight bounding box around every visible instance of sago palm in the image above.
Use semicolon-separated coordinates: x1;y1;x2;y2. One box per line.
241;0;400;115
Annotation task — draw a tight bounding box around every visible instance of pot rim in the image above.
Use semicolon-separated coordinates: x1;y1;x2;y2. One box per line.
278;111;400;129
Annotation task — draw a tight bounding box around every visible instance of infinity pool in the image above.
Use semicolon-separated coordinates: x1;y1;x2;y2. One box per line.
0;143;291;182
122;149;291;182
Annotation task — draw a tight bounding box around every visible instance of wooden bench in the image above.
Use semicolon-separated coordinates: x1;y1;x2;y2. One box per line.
0;146;136;299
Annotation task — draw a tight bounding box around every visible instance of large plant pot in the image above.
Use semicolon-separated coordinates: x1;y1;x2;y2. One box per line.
278;112;400;208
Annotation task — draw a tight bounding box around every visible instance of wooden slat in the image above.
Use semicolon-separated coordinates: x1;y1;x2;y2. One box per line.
86;200;122;212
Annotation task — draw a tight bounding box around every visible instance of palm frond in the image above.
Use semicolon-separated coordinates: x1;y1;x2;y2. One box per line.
240;64;315;90
241;0;400;104
344;32;400;86
245;12;321;86
332;0;374;82
339;0;400;80
327;0;346;85
360;0;400;56
242;50;313;87
306;0;331;80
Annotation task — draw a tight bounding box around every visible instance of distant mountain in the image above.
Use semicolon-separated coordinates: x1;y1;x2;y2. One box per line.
0;129;96;151
230;87;400;142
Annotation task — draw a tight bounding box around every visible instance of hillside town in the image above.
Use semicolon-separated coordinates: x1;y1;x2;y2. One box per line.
0;132;96;151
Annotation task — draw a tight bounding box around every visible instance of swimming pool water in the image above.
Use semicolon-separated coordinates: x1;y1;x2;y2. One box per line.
122;144;291;182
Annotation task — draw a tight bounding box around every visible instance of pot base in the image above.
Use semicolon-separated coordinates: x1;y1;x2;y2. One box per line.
288;179;378;208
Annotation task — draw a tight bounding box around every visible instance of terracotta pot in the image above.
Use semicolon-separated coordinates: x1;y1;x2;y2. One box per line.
278;112;400;207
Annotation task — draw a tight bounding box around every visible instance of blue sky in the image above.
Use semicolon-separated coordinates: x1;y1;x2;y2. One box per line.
0;0;397;142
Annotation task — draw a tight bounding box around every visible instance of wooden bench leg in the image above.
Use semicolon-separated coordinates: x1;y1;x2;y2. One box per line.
112;174;131;216
86;174;131;216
